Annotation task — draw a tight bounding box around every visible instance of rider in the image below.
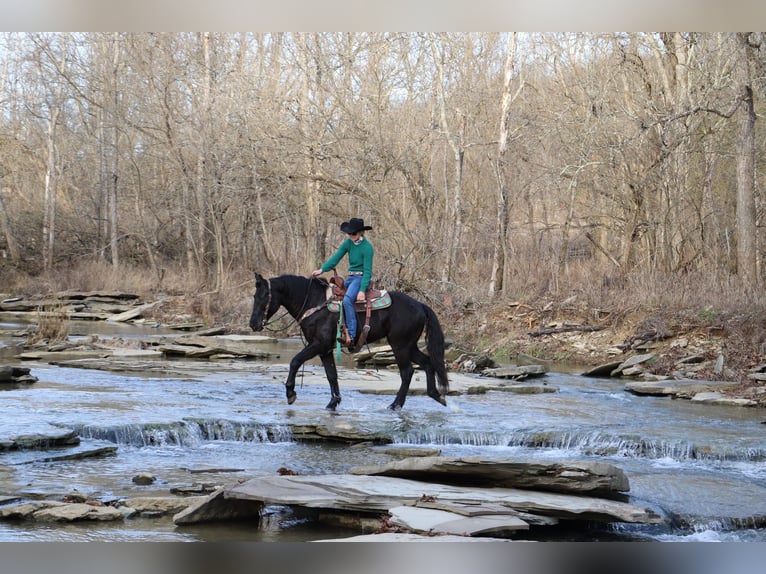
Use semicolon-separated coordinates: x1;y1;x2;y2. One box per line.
312;217;374;352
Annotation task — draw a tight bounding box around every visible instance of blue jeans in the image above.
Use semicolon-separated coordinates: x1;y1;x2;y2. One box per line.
343;275;362;340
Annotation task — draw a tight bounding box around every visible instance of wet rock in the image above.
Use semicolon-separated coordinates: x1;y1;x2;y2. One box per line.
170;484;221;496
482;365;546;379
289;421;392;445
388;504;529;537
452;353;499;373
132;472;156;485
465;382;556;395
32;503;124;522
624;378;739;399
123;496;207;517
159;335;279;359
351;456;630;495
381;447;442;458
0;501;67;519
0;428;79;451
172;487;263;525
225;472;662;527
611;353;655;377
582;361;623;377
0;500;123;522
30;444;117;463
691;392;757;407
0;366;38;384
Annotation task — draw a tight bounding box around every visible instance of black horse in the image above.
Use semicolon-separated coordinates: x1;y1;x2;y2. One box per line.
249;273;449;411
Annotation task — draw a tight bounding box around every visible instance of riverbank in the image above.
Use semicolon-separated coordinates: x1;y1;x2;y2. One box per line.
3;288;766;408
446;302;766;409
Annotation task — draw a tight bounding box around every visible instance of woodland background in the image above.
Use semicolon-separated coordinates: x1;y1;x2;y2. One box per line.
1;32;765;351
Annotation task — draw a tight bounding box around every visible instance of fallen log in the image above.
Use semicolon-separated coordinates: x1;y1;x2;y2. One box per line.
528;325;605;337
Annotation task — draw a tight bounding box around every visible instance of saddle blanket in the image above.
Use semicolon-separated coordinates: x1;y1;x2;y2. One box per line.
327;290;391;313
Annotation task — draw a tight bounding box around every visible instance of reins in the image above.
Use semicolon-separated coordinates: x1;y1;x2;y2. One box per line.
260;276;323;334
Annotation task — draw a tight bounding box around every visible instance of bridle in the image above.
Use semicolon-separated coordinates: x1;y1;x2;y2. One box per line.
258;276;324;332
258;277;285;332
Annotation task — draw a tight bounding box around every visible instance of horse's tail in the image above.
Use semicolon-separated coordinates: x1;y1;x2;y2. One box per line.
423;303;449;397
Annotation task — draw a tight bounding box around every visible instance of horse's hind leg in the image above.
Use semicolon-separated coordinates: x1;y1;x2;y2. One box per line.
413;349;447;406
318;351;342;410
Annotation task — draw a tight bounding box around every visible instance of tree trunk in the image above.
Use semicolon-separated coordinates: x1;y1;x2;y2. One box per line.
298;33;319;271
431;34;465;284
196;31;213;283
0;181;19;263
733;32;757;290
489;33;519;297
109;32;120;268
43;88;62;270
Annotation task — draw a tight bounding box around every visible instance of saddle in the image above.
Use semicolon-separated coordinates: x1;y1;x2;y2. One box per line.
327;271;391;350
328;272;385;306
326;273;391;312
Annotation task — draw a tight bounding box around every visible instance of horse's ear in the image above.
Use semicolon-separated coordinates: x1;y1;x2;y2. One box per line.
254;272;263;282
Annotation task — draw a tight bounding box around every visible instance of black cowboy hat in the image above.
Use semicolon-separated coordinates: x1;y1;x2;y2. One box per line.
340;217;373;234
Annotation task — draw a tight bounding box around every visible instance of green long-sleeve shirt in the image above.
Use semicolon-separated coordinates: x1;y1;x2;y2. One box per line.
320;237;375;292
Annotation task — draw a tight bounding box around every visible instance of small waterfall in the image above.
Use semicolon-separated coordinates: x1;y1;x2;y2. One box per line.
74;419;293;447
394;428;766;464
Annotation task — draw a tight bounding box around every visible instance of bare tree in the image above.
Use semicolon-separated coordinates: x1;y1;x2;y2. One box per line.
489;32;522;296
732;32;757;290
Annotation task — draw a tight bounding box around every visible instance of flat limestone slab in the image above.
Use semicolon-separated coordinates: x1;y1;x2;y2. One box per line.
226;473;662;525
351;456;630;494
388;505;528;536
19;349;163;361
691;392;757;407
624;378;739;398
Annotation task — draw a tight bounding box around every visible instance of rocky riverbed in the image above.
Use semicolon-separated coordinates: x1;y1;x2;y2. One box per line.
3;291;766;542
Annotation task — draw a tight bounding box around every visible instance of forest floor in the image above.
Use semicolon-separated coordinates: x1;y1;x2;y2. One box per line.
444;300;766;408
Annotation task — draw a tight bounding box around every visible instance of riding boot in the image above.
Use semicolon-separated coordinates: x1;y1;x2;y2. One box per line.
337;326;352;346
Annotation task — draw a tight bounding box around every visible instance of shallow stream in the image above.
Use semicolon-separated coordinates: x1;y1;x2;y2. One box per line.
1;319;766;542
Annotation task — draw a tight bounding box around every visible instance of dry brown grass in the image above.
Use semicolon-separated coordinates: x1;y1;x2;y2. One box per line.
7;258;766;355
27;304;69;345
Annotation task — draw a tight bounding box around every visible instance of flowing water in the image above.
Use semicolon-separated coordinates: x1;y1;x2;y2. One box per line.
1;319;766;542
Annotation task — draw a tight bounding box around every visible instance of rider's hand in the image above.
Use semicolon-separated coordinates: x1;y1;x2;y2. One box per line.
356;292;365;302
311;269;323;277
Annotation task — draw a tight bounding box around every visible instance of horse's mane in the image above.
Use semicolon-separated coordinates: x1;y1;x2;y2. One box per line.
274;274;329;294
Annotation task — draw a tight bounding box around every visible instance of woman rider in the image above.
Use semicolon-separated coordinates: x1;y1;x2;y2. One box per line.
311;217;374;352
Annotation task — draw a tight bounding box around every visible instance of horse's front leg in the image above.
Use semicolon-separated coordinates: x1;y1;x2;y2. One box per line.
285;344;323;405
389;360;414;411
318;351;342;410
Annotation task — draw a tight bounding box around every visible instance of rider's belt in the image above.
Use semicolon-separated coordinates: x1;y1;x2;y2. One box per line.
348;271;363;275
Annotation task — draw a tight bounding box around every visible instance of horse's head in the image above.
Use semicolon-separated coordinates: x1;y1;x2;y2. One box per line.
249;273;276;331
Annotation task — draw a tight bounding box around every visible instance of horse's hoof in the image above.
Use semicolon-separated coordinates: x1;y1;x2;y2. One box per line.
325;395;342;410
387;402;402;411
287;391;297;405
427;391;447;406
